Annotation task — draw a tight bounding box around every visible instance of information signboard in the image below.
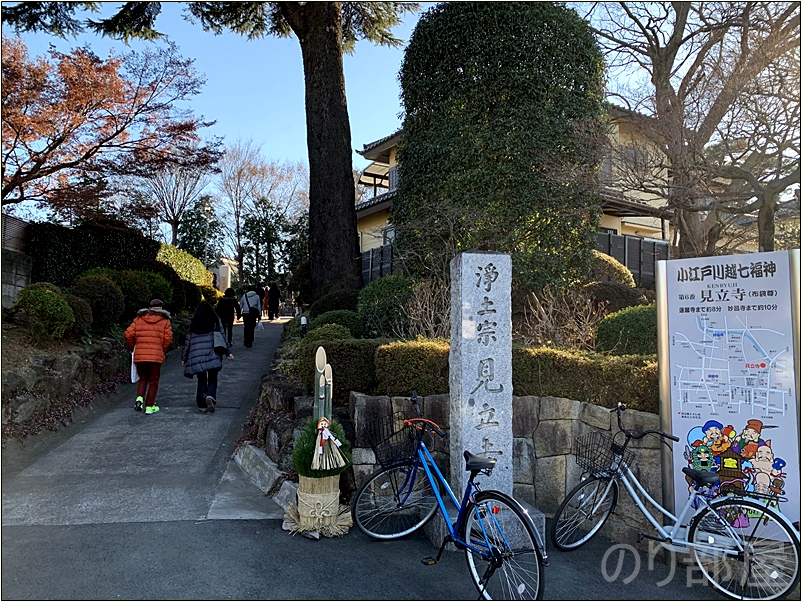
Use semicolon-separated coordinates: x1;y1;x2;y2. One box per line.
661;250;799;524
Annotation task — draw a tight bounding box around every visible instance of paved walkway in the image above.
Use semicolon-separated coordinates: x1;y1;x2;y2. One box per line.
1;318;724;600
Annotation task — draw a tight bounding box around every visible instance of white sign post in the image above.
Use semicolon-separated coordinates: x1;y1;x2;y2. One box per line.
658;250;800;524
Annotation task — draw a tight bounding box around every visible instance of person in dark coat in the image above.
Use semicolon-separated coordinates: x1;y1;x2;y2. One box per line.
182;301;233;413
267;282;282;320
215;287;241;346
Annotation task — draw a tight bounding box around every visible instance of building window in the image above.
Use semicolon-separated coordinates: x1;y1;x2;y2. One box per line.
382;226;395;245
601;227;618;235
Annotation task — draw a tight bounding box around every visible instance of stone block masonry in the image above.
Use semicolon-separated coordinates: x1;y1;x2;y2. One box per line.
349;391;664;548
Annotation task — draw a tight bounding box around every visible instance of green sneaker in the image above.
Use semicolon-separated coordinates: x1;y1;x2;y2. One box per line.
145;405;160;415
134;396;144;412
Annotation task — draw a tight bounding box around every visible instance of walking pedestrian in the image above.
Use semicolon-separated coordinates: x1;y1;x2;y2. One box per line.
255;281;266;325
215;287;241;346
181;301;234;413
125;299;173;415
239;285;261;348
267;281;282;320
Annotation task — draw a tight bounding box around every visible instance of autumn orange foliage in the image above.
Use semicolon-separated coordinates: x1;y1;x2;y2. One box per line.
1;36;212;212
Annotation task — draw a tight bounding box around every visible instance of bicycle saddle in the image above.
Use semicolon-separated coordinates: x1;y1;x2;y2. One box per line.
464;450;496;472
682;466;720;487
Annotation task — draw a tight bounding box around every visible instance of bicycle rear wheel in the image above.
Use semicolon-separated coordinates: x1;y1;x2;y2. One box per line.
461;490;544;600
551;476;618;551
688;497;800;601
351;462;439;539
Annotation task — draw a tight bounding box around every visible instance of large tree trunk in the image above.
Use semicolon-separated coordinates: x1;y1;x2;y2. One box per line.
285;3;361;297
757;193;777;253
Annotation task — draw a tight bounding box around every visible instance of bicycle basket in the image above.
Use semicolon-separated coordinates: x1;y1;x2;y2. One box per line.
574;430;634;475
362;411;418;468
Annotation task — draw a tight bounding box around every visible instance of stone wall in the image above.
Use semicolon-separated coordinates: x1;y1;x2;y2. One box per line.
349;391;664;546
255;369;666;547
1;342;130;428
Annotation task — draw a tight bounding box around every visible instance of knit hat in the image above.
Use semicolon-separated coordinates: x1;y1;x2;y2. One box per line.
149;299;164;308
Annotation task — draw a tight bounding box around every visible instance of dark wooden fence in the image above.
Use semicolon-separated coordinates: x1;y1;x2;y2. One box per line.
2;214;30;252
595;232;670;289
361;244;396;286
362;232;670;288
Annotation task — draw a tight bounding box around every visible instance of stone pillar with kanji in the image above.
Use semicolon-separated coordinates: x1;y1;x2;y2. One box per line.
449;251;513;499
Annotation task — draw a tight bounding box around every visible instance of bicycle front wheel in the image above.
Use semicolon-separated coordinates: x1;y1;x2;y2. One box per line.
351;462;439;540
688;497;800;601
551;476;618;551
461;490;544;600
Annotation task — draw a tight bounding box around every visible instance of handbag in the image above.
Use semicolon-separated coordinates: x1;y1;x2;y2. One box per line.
131;351;140;383
213;319;228;355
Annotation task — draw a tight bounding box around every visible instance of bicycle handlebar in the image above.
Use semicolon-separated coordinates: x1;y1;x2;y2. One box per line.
611;402;680;443
408;391;445;437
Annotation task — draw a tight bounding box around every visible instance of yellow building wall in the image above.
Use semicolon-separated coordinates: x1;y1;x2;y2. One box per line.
357;209;391;252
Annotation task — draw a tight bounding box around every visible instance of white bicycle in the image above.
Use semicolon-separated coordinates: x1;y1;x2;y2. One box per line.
551;403;800;601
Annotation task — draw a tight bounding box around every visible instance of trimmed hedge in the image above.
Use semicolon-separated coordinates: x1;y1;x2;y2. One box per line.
136;271;174;307
14;286;75;344
291;337;658;414
69;275;125;332
596;303;657;356
24;282;62;294
293;338;390;404
29;222;161;287
199;284;222;306
583;281;649;316
83;269;153;320
375;338;450;397
588;250;635;287
307;289;360;319
511;346;658;413
133;260;184;313
305;323;354;343
182;280;203;312
62;293;93;333
309;310;365;338
157;244;212;286
357;275;413;337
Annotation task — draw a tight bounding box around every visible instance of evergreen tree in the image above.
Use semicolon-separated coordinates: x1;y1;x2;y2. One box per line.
3;2;419;295
394;2;607;290
177;196;224;266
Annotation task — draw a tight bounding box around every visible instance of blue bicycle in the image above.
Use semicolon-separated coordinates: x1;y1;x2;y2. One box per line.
351;392;547;600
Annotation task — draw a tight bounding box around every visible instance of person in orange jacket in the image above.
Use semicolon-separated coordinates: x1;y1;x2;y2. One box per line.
125;298;173;415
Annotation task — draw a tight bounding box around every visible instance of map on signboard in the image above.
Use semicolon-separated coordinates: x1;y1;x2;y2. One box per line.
672;313;793;417
665;250;799;524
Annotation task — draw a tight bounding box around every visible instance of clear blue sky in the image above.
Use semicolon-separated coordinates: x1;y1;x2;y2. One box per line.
8;2;432;173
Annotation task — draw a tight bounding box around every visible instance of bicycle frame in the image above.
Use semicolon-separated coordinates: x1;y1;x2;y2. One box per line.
398;435;548;563
605;459;781;557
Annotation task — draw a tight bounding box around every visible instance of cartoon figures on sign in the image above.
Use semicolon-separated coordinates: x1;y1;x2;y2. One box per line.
732;419;763;460
683;417;787;510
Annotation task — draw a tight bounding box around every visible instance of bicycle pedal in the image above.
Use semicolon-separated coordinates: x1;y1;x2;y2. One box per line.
421;556;438;566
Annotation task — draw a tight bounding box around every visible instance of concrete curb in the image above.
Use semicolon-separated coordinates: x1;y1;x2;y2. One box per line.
234;443;297;510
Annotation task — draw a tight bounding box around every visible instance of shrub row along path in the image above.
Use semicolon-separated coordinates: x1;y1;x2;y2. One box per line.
1;319;718;600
